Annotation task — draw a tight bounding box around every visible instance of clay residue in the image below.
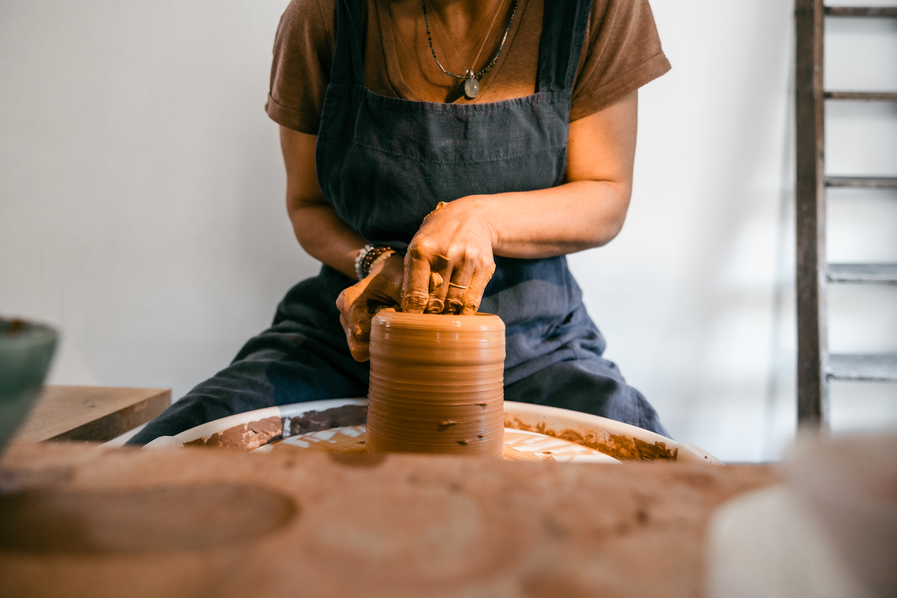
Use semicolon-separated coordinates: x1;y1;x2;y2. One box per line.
272;426;368;455
184;405;368;451
504;416;678;462
3;318;26;336
288;405;367;436
503;446;555;462
186;416;282;450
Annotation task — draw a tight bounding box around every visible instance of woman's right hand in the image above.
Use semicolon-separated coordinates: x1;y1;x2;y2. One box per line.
335;252;404;362
401;199;497;316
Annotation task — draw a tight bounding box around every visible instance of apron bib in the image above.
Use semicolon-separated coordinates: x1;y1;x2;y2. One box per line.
316;0;599;383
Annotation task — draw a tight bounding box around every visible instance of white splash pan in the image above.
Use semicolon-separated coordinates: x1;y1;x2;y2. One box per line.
144;399;721;464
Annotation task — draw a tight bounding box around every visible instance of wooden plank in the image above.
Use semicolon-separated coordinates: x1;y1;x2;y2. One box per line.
824;91;897;101
795;0;829;430
827;263;897;284
824;6;897;17
14;386;171;443
828;353;897;381
826;176;897;189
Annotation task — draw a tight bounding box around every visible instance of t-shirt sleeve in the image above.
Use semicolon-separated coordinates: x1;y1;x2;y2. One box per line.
265;0;335;134
570;0;670;121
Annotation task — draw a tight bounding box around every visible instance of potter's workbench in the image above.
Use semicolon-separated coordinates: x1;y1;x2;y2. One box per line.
13;386;170;442
0;442;777;598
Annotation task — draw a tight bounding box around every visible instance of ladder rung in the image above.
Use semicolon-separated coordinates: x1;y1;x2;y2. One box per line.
828;354;897;382
825;91;897;101
824;6;897;17
827;263;897;284
826;176;897;189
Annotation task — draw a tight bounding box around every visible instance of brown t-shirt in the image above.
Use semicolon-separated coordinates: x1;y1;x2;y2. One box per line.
266;0;670;135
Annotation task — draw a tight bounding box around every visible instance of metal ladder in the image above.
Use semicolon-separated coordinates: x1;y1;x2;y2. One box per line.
795;2;897;429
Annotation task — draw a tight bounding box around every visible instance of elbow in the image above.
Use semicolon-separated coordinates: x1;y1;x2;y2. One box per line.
286;197;316;251
588;181;632;248
587;217;625;249
598;215;627;247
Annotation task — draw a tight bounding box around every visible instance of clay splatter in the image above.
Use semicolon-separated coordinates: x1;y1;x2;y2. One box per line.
503;416;678;462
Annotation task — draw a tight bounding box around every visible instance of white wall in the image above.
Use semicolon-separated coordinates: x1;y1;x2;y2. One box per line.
2;0;895;461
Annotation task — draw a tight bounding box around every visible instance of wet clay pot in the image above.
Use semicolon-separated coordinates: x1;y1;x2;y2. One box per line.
366;309;506;457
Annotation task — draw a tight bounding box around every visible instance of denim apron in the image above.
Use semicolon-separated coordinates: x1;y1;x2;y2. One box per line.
130;0;667;444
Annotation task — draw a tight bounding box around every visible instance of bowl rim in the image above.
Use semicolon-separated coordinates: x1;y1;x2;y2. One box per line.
0;318;58;349
146;398;722;464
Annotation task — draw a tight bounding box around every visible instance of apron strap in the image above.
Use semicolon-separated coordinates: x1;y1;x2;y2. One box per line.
537;0;591;94
331;0;365;86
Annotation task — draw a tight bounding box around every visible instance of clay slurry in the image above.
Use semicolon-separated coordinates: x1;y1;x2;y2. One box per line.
366;309;505;457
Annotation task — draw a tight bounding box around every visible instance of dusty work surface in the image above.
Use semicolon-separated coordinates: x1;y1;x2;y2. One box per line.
0;443;777;598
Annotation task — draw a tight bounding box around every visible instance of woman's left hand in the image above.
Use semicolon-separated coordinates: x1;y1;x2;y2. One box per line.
336;252;404;362
401;199;497;315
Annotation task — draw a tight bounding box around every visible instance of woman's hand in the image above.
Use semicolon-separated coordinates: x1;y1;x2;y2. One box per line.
337;200;497;362
401;199;497;316
336;252;404;362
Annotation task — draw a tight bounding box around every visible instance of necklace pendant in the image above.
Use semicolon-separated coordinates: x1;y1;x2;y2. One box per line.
462;76;479;100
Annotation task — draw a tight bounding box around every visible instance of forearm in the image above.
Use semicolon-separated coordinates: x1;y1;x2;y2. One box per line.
280;126;368;279
289;203;366;279
466;91;638;260
458;178;632;260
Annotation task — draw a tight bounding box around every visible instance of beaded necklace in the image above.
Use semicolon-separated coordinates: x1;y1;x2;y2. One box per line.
421;0;519;100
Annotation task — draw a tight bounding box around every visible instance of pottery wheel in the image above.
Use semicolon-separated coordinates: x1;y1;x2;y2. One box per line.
254;425;619;463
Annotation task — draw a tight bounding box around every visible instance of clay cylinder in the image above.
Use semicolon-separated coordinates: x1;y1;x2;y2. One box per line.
366;309;506;457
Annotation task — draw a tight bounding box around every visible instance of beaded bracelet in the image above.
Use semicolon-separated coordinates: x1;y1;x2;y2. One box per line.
366;250;395;276
355;244;396;280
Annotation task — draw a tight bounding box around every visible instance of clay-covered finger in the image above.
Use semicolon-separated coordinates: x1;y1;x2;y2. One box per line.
337;290;359;343
340;312;369;361
348;334;370;362
350;338;370;362
339;312;351;343
425;252;459;313
401;245;432;313
349;295;375;342
442;255;477;315
348;311;372;361
425;270;446;313
459;262;495;315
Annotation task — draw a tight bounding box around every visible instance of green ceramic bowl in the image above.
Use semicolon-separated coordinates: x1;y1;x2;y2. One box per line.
0;318;58;451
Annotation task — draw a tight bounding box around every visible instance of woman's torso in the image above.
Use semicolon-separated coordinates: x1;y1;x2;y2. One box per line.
312;0;601;382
